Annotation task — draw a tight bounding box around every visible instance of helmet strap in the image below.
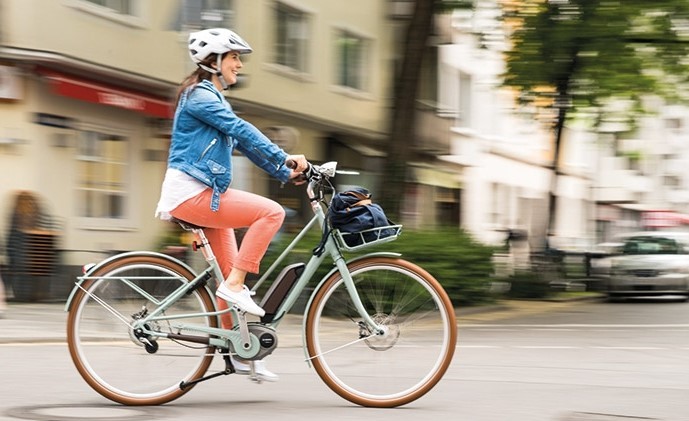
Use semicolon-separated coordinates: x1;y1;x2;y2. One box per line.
197;55;229;90
214;55;229;90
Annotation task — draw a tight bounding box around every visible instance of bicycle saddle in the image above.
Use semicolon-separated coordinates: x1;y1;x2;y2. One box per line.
170;217;205;231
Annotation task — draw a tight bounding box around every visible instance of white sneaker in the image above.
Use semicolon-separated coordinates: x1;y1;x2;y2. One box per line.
230;356;279;382
216;283;265;317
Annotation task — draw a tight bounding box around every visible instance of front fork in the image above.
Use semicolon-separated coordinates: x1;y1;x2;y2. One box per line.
331;256;387;336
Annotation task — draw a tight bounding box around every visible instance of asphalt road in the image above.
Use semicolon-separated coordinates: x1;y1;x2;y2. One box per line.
1;298;688;421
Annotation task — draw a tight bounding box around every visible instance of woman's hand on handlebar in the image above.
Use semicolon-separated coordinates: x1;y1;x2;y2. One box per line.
285;154;310;185
286;154;309;172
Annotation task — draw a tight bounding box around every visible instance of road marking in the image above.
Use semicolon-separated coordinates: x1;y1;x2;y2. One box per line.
461;323;689;328
513;345;579;349
527;328;578;331
457;345;678;350
591;346;664;350
457;345;501;349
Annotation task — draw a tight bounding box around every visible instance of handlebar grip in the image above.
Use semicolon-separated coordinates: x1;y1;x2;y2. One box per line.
285;158;312;183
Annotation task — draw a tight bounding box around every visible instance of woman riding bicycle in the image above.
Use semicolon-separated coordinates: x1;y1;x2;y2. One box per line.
154;27;308;381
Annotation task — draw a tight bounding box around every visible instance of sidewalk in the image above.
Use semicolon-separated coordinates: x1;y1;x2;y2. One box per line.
0;294;604;344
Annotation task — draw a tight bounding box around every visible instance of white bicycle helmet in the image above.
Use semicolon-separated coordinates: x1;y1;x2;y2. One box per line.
188;28;252;90
188;28;252;63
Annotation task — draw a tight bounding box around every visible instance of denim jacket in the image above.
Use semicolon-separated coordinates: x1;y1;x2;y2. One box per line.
168;80;290;211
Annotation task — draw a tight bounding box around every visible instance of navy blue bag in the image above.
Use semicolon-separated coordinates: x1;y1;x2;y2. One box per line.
314;187;396;255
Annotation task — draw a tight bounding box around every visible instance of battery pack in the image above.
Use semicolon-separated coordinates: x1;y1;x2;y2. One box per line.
259;262;305;323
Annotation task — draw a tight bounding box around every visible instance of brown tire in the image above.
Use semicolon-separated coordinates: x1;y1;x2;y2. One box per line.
66;254;218;405
305;257;457;407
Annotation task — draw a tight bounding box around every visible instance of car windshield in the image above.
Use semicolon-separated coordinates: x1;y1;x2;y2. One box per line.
622;236;683;255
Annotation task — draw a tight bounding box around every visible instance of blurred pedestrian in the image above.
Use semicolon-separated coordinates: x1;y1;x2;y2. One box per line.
154;28;308;382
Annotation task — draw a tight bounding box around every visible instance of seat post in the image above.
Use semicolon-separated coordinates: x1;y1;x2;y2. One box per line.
191;228;225;283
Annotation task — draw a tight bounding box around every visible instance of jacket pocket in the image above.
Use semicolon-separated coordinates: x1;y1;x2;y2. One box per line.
206;159;227;175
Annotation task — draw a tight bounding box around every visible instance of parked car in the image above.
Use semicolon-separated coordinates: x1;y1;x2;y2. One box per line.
607;232;689;301
587;242;623;278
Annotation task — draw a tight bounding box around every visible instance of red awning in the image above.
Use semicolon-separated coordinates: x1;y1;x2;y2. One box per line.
40;70;173;119
640;210;689;228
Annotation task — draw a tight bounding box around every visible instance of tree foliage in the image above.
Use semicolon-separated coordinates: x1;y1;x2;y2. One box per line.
501;0;689;235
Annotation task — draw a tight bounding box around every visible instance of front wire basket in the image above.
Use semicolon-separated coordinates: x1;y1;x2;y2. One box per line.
333;225;403;252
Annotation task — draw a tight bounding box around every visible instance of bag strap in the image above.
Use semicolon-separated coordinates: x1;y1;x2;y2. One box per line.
347;199;372;210
348;191;370;201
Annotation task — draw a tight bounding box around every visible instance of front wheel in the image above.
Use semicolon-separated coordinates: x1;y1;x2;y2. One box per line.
66;254;218;405
305;257;457;407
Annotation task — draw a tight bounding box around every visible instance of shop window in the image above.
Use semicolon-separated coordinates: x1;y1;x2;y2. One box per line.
435;187;460;225
76;130;129;222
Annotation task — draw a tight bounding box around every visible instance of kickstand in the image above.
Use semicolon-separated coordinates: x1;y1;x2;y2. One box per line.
179;353;235;390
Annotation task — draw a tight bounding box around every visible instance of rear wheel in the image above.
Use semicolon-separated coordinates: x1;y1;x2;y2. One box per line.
305;257;457;407
66;254;218;405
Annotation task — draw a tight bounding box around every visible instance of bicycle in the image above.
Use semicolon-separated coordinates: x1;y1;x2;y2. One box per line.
65;161;457;408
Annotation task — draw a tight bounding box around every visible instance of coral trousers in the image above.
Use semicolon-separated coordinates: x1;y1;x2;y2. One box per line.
171;187;285;276
170;188;285;327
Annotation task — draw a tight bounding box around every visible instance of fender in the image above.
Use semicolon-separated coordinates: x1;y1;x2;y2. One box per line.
300;251;402;365
64;251;200;312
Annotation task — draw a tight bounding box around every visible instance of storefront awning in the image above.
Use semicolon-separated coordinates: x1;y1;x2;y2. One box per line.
40;70;173;119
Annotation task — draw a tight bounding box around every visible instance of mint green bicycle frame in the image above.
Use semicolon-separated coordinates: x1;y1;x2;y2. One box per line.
65;193;399;361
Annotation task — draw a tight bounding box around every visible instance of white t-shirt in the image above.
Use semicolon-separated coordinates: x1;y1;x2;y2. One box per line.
154;168;208;221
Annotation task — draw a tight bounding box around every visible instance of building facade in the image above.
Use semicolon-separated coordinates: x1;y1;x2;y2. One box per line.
436;4;597;251
0;0;398;297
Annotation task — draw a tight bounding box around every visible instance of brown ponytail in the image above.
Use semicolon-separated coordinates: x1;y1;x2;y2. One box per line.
174;54;221;106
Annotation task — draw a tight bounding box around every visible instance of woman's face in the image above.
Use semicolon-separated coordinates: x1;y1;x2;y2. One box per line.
220;52;243;85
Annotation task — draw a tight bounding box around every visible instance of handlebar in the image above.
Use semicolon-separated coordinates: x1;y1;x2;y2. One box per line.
285;159;339;202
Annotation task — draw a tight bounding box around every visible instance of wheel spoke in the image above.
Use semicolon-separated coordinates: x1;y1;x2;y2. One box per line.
75;282;133;328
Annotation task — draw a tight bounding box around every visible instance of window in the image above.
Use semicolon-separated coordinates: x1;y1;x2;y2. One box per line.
179;0;234;30
76;130;129;220
457;71;472;126
622;236;682;255
274;3;309;73
335;30;369;91
83;0;132;15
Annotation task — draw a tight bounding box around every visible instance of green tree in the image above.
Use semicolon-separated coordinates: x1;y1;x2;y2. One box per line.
381;0;472;220
501;0;689;241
